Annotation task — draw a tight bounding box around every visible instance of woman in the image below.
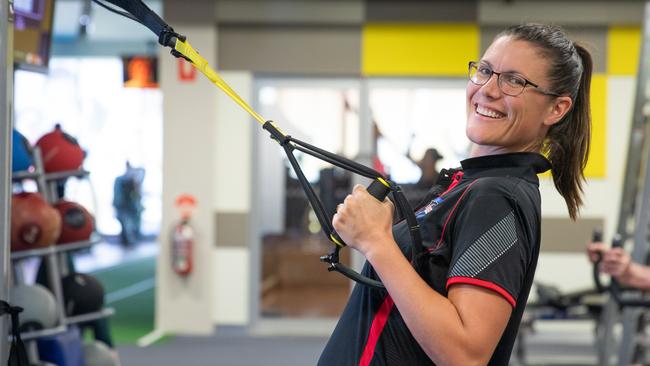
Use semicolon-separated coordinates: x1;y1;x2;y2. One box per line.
318;24;592;365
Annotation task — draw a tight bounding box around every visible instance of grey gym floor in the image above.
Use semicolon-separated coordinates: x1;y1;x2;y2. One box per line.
117;331;328;366
116;321;600;366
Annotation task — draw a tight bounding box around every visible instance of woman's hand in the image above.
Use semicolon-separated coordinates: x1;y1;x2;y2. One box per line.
332;184;395;258
586;242;607;263
600;247;632;279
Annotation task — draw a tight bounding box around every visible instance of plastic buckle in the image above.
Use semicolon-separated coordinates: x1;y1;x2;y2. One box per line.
320;248;340;272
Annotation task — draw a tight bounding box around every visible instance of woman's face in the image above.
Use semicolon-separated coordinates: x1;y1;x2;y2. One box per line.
466;36;570;156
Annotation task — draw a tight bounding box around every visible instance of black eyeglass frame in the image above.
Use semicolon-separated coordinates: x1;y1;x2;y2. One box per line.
468;61;562;97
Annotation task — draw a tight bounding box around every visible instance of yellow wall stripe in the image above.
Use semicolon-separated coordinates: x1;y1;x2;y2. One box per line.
362;23;479;76
585;73;607;178
608;26;641;76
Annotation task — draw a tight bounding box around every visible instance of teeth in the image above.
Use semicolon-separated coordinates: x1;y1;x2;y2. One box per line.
476;105;505;119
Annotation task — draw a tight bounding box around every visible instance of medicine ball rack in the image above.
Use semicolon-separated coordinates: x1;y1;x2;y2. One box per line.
9;146;114;361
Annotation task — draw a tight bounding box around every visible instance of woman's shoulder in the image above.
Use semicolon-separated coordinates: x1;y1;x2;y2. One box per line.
465;175;524;191
463;175;539;204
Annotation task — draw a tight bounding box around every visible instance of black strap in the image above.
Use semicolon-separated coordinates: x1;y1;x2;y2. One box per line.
89;0;426;290
95;0;168;37
264;121;424;289
0;301;29;366
413;168;461;210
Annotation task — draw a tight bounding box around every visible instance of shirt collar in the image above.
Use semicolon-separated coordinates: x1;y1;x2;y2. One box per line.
459;152;551;184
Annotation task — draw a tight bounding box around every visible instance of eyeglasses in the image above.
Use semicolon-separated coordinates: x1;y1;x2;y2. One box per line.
468;61;561;97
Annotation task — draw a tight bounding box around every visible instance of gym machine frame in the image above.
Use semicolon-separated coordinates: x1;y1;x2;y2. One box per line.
595;2;650;365
1;0;13;362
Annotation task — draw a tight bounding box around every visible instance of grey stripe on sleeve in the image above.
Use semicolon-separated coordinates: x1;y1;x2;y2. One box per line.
449;211;518;278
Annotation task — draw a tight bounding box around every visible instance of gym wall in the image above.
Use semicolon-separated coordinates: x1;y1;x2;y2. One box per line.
159;6;218;334
158;0;645;329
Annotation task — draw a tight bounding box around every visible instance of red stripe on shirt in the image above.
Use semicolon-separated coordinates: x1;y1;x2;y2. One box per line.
446;276;516;307
358;295;395;366
440;171;464;196
431;180;479;251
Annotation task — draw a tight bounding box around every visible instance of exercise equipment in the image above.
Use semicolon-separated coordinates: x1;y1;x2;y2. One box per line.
12;128;33;172
593;234;650;366
11;192;62;251
61;273;105;316
54;200;94;244
593;3;650;365
83;341;119;366
35;124;85;173
9;284;58;331
512;229;609;366
92;0;425;288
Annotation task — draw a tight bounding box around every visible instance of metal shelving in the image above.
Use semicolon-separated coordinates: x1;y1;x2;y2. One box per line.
9;235;102;261
11;326;67;343
12;168;89;183
65;308;115;326
9;147;113;349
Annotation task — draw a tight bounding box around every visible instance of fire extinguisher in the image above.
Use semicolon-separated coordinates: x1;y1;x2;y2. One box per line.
172;194;197;276
172;218;193;276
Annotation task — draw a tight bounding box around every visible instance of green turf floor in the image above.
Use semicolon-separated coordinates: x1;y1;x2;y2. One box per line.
90;256;156;345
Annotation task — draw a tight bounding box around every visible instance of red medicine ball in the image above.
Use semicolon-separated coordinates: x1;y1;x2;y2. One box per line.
36;124;85;173
11;192;62;251
54;200;94;244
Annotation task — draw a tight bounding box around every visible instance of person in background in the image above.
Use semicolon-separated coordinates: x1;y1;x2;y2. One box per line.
587;242;650;290
416;148;444;189
113;161;145;246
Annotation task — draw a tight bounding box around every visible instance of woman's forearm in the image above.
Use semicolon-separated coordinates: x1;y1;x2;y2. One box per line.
366;239;501;366
618;263;650;291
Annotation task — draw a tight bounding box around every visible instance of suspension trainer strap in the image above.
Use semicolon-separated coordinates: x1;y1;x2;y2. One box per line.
93;0;423;289
99;0;168;35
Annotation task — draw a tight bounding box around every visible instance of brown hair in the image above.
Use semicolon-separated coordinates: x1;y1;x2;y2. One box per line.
498;24;592;220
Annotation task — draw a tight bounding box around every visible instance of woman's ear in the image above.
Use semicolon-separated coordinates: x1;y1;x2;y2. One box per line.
544;96;573;126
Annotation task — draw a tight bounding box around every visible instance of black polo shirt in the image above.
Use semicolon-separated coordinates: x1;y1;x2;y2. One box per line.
318;152;551;366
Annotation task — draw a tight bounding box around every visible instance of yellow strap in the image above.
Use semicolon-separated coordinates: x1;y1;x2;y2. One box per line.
173;38;266;125
377;177;390;188
329;233;345;248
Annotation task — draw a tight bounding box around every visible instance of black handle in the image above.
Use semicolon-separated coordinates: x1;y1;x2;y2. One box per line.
321;178;392;289
592;229;602;243
330;262;384;289
611;235;623;248
367;179;391;201
592;229;605;292
329;179;391;247
595;234;650;307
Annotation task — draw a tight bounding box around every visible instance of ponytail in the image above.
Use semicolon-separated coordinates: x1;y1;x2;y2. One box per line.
498;24;593;220
544;44;592;220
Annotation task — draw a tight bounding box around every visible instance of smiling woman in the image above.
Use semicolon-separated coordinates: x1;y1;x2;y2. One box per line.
319;23;593;366
466;37;575;158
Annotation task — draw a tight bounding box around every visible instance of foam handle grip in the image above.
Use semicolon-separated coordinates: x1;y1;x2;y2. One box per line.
592;229;605;292
611;234;624;248
592;229;602;243
367;179;390;201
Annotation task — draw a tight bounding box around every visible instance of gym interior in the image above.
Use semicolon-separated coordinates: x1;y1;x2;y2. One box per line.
2;0;650;365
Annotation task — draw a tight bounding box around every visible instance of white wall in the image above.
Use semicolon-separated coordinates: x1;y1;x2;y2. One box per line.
212;71;254;325
213;248;250;324
157;24;217;335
